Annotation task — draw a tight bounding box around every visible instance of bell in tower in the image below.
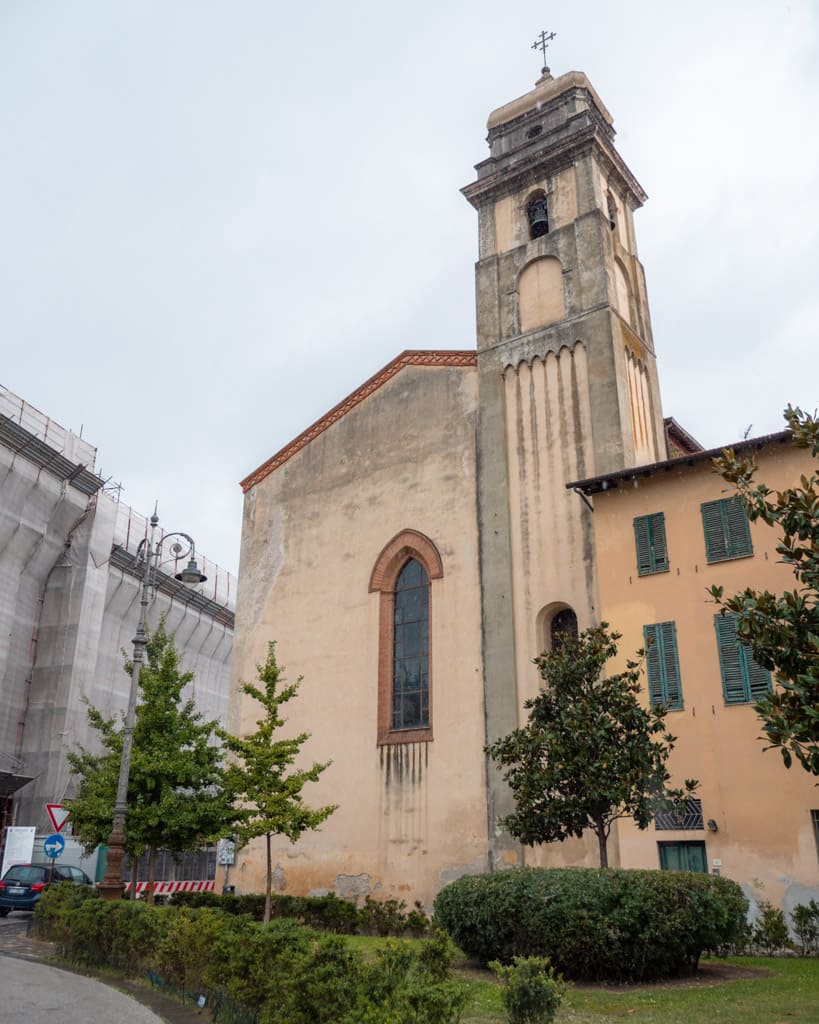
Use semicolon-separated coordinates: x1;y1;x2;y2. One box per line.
526;194;549;239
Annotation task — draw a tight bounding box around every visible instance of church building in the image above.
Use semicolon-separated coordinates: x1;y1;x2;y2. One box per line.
229;65;818;912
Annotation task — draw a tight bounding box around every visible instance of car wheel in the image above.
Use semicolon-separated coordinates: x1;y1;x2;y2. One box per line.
0;908;9;918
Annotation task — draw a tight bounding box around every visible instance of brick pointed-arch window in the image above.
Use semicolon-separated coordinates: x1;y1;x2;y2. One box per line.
369;530;443;745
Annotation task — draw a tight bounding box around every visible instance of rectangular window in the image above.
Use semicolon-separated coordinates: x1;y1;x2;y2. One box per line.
634;512;669;575
644;621;683;710
811;810;819;862
714;613;772;704
655;798;704;830
658;841;708;873
701;496;753;563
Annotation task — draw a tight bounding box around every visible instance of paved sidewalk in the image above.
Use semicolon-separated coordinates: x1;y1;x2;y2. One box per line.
0;915;204;1024
0;955;165;1023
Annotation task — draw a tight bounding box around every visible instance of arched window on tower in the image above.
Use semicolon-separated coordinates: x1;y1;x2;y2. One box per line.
526;192;549;239
551;608;578;650
606;191;619;233
369;529;443;745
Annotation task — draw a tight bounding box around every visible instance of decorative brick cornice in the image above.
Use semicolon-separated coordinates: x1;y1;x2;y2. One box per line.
240;350;477;493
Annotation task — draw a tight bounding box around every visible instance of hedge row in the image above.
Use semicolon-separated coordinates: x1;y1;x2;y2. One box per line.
433;867;748;982
33;886;465;1024
167;891;430;937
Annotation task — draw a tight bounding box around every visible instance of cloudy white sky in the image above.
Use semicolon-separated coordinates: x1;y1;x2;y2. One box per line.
2;2;817;575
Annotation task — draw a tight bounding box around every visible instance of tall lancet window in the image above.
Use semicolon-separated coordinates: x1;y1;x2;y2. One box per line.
369;529;442;745
392;559;430;730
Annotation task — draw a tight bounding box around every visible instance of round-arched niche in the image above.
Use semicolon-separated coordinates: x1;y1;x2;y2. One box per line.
518;256;565;333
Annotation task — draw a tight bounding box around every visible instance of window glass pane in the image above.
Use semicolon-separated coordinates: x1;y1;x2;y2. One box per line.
551;609;578;650
402;588;424;621
392;558;430;731
402;621;422;656
397;559;424;590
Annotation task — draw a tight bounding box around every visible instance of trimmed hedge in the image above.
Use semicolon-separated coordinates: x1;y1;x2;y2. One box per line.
170;890;429;937
433;867;748;982
33;886;465;1024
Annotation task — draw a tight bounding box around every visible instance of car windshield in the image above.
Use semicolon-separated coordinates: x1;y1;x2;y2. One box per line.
3;865;47;884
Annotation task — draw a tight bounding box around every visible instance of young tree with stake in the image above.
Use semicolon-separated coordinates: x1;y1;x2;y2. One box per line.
218;642;336;924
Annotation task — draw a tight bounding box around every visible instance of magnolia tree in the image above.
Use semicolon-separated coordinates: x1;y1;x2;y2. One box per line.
710;405;819;776
487;624;697;867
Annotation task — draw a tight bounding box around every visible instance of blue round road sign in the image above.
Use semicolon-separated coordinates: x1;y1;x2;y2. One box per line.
43;833;65;859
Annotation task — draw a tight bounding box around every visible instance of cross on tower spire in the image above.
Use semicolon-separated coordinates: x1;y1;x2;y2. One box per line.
531;29;556;74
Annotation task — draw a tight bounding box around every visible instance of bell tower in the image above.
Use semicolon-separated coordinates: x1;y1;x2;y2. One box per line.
463;65;666;868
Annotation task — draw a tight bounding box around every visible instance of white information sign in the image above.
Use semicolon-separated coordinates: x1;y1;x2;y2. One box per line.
1;826;36;878
217;838;236;866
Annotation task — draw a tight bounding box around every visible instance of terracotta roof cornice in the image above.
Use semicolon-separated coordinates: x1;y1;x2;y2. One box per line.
240;349;478;493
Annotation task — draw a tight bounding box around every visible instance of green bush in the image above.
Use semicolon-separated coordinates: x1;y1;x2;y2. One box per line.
751;900;792;955
433;867;748;982
171;889;428;936
489;957;565;1024
348;932;468;1024
791;899;819;956
33;891;462;1024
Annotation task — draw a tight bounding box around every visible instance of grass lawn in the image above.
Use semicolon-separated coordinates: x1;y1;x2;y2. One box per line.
346;939;819;1024
460;956;819;1024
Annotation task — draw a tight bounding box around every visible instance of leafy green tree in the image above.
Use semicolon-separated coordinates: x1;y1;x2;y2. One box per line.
218;642;337;923
67;621;234;898
486;624;696;867
710;405;819;776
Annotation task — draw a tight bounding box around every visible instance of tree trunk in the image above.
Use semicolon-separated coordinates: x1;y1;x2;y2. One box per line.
595;822;609;868
146;847;157;904
264;832;272;925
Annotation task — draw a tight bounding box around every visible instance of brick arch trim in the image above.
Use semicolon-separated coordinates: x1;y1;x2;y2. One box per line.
368;529;444;593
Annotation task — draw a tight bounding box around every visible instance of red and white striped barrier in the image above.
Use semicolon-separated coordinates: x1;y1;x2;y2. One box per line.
123;880;216;895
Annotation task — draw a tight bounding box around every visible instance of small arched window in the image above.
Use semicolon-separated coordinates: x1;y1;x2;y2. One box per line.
526;193;549;239
606;191;618;232
370;530;443;745
551;608;578;650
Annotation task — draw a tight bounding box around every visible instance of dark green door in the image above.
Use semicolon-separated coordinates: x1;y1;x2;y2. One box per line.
658;841;708;872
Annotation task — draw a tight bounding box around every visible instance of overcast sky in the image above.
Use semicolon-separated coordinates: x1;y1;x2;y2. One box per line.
2;2;817;575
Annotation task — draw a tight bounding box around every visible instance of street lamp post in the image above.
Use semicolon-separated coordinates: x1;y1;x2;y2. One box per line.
97;510;207;901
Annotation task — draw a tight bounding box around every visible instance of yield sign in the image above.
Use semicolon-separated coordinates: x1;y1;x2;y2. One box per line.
46;803;71;833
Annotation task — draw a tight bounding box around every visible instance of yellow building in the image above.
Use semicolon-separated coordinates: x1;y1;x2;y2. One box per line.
572;432;819;915
229;64;818;913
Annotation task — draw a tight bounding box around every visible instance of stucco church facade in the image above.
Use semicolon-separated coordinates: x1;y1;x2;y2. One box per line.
229;67;819;911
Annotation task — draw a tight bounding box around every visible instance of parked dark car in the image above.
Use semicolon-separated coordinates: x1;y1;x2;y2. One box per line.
0;863;93;915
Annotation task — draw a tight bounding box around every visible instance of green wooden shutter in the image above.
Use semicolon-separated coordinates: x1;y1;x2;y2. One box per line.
715;613;749;703
702;499;729;562
659;621;682;708
702;497;752;562
634;516;652;575
634;512;669;575
724;496;753;557
644;621;683;709
739;643;772;701
644;623;664;704
649;513;669;572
